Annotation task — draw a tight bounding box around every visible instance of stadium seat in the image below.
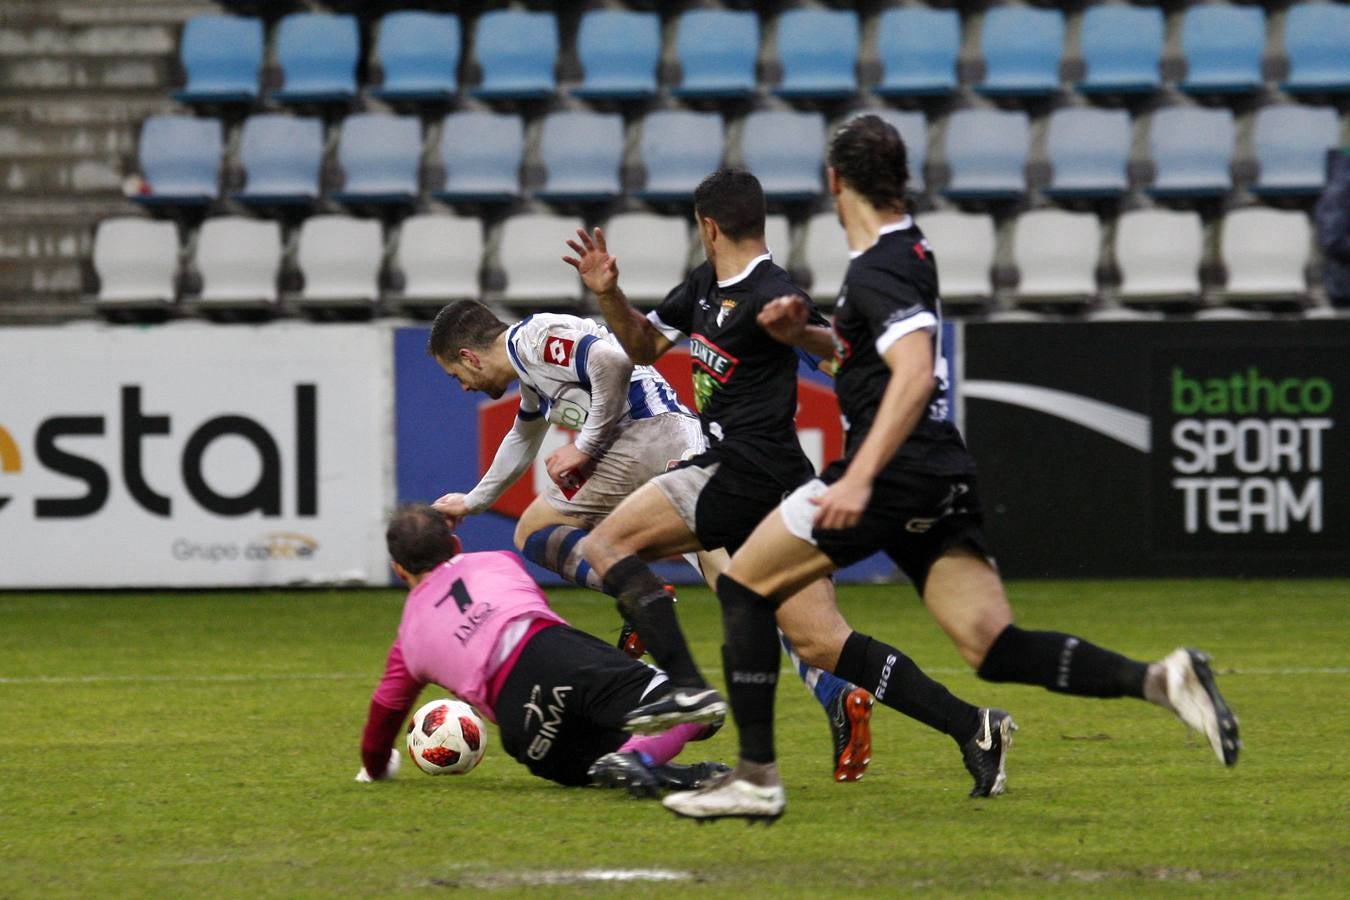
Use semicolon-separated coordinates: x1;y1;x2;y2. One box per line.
634;110;724;202
874;7;959;97
435;111;523;204
866;110;927;193
1251;104;1340;196
132;115;221;206
193;216;281;306
741;110;825;202
272;13;359;105
332;113;423;205
976;7;1064;97
573;10;660;100
773;9;859;99
915;210;996;307
1220;208;1311;303
233;114;322;206
672;10;758;99
1045;107;1131;199
1077;4;1164;96
1115;209;1204;306
803;211;848;300
174;15;262;105
601;212;690;305
395;214;482;310
534;110;624;203
1011;209;1101;304
371;11;459;103
471;10;557;101
765;215;791;267
496;213;585;306
296;215;384;306
92;218;179;303
1148;107;1235;199
942;109;1030;202
1283;2;1350;95
1179;5;1265;95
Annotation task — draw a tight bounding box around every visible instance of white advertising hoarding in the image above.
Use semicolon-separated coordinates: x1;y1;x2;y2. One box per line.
0;323;393;587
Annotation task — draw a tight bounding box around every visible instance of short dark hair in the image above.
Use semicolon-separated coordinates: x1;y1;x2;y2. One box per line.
693;168;766;242
427;300;508;361
386;503;456;575
827;114;909;212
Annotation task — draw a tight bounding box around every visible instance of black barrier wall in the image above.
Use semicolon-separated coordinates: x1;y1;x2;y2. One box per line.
961;320;1349;578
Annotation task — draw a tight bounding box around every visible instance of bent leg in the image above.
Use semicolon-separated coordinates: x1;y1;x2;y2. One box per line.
512;496;606;593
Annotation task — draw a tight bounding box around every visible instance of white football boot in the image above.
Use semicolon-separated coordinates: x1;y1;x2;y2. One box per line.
1160;648;1240;766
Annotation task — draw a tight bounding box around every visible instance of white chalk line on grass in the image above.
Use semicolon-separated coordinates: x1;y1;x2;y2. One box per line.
1;666;1346;686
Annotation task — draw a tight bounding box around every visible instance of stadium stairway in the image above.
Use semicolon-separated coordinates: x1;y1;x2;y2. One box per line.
0;0;209;322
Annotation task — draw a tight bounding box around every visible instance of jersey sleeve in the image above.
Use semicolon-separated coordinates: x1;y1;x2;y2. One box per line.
648;276;695;341
848;266;937;356
361;639;424;778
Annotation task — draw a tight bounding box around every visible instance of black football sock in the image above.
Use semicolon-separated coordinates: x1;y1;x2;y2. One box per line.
977;625;1147;699
835;631;982;745
603;555;705;688
717;575;782;765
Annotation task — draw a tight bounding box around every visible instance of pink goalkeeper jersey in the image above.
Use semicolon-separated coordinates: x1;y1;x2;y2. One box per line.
371;551;566;724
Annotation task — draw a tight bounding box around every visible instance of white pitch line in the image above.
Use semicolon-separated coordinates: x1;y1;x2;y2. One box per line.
0;666;1345;687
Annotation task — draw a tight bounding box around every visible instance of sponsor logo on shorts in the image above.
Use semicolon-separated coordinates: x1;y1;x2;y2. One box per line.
523;684;572;761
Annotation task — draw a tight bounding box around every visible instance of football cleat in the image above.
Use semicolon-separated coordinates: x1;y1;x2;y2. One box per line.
829;686;874;782
663;776;786;822
1160;647;1240;766
623;687;727;735
651;760;732;792
616;621;646;659
588;751;661;799
961;707;1016;798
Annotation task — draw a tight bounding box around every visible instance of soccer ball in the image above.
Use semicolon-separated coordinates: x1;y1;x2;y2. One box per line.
406;698;487;776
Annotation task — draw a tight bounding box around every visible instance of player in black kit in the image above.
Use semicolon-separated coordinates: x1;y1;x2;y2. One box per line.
661;116;1241;822
564;169;1003;787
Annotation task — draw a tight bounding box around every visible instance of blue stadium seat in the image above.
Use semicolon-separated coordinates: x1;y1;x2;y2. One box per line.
1252;104;1340;196
535;110;625;203
1148;106;1235;198
233;114;323;206
371;11;459;102
673;10;758;99
741;110;825;202
1045;107;1131;199
273;13;359;105
977;7;1064;97
635;110;724;202
133;115;221;206
174;15;262;105
773;9;859;99
472;10;557;100
1179;5;1265;95
574;10;660;100
1283;2;1350;95
1077;5;1163;96
942;109;1029;202
435;111;523;203
874;7;959;97
332;113;422;205
858;110;927;193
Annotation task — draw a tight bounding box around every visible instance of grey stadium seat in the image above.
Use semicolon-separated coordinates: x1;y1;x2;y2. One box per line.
296;215;384;307
601;212;690;306
497;213;585;306
1011;209;1101;306
397;214;482;310
194;216;281;305
93;217;179;303
914;210;995;308
1220;208;1311;305
1115;209;1204;307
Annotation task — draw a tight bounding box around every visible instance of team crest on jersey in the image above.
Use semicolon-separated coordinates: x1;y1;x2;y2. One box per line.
543;336;574;367
716;298;737;328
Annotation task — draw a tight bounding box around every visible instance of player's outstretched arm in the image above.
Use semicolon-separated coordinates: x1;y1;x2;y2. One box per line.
813;331;934;531
357;642;423;781
757;294;837;359
563;227;673;364
444;414;548;516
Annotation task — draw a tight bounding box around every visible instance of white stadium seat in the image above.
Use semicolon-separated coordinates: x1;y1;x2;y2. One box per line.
498;213;584;305
1115;209;1203;306
398;214;482;302
601;212;690;305
93;217;178;302
915;210;995;306
1220;207;1311;303
296;215;383;303
803;211;849;301
195;216;281;304
1012;208;1100;304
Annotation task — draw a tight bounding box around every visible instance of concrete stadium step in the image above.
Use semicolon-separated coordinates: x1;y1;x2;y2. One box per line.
0;56;176;91
0;24;178;56
1;156;125;194
0;123;138;159
2;1;213;27
0;94;174;127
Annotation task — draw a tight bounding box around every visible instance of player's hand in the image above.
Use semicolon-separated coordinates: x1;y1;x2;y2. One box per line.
562;227;619;297
432;492;471;525
355;748;401;783
757;294;811;346
545;443;596;492
811;476;871;531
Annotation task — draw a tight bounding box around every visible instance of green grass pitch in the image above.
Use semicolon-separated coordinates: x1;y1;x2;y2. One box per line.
1;579;1347;896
